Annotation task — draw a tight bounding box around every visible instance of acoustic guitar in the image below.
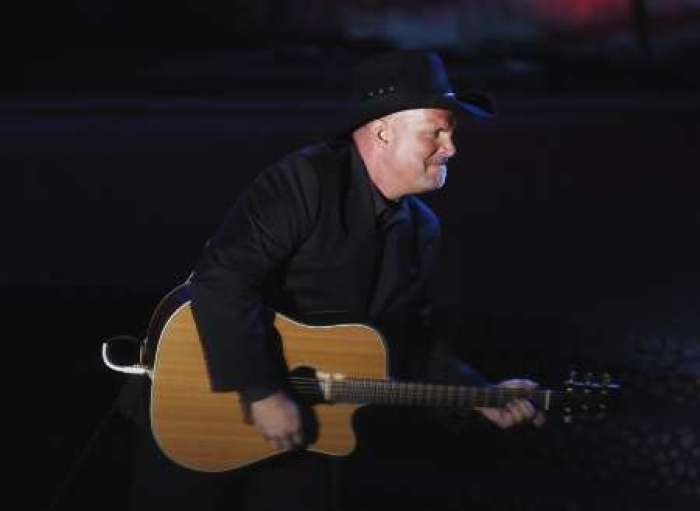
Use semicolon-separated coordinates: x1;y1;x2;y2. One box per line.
103;284;619;473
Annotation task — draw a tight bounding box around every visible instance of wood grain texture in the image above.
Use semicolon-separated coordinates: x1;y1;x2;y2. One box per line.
150;302;388;472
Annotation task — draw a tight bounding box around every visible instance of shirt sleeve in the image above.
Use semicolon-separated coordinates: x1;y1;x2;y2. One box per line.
189;156;319;393
419;219;490;388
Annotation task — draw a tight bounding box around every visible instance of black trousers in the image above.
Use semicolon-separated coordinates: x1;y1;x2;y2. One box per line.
121;371;338;511
127;421;337;511
126;419;471;511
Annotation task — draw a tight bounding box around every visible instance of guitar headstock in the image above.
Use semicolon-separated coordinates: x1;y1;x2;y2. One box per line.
560;370;621;422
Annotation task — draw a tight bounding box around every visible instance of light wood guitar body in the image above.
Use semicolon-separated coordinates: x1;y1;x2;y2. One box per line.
149;287;388;472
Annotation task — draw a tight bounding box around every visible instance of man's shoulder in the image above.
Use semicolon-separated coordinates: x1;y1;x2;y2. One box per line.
246;139;354;206
275;139;352;174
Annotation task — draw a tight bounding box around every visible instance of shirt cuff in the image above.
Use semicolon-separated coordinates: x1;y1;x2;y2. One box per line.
239;385;281;403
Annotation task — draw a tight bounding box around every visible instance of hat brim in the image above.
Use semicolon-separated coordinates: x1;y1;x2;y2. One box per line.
335;91;496;136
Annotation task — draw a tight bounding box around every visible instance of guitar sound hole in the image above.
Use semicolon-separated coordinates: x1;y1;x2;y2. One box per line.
288;365;324;405
288;365;322;446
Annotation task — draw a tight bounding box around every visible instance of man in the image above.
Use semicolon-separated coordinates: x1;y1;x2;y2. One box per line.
183;50;544;509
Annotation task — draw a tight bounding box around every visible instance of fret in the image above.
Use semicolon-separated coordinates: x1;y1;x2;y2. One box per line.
334;379;569;417
455;385;462;408
410;382;418;406
476;386;486;407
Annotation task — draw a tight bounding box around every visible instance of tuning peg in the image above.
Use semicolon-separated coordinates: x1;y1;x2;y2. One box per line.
602;373;612;386
568;370;578;383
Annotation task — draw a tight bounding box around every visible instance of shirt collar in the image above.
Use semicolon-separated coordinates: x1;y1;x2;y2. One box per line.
350;143;404;222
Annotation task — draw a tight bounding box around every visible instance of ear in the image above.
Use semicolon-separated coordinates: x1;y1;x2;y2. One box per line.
369;118;390;146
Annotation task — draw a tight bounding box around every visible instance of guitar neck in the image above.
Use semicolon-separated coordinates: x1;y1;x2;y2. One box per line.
312;378;563;411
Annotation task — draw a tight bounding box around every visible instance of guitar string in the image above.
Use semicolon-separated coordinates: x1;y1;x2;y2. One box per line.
286;376;600;396
241;377;610;411
286;376;552;394
283;377;566;406
287;378;547;393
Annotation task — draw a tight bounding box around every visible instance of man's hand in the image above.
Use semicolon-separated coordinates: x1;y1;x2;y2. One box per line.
249;391;304;451
476;379;546;429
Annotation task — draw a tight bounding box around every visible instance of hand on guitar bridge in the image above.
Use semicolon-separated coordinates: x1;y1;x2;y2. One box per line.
248;391;305;451
476;379;547;429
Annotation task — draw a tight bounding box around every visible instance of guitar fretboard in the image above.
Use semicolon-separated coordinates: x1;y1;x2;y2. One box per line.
308;378;565;410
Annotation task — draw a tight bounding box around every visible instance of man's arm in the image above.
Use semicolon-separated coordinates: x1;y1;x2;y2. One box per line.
419;224;544;429
190;157;319;449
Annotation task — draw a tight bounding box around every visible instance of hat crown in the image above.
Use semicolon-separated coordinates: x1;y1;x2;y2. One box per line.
352;50;454;101
337;50;494;135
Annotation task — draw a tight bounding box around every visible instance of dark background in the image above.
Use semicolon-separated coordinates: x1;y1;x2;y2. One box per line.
5;1;699;509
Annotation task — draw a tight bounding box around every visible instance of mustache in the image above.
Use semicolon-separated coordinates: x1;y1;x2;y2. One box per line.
428;158;449;165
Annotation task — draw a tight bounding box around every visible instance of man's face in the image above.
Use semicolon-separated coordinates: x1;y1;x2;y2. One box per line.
383;108;457;196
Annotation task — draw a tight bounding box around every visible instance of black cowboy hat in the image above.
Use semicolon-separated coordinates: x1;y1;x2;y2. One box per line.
339;50;495;135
